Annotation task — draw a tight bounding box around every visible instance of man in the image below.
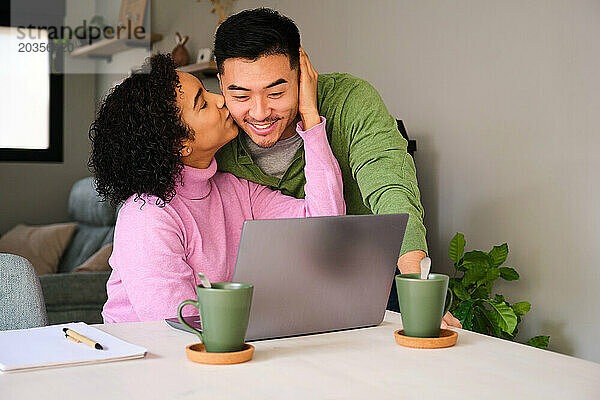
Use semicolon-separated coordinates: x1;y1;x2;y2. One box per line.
214;8;460;328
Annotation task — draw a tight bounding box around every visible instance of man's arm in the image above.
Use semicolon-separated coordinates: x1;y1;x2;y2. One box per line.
343;79;427;258
342;79;461;328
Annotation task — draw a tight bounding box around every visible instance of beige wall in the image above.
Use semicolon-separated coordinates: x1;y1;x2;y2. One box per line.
35;0;600;362
226;0;599;362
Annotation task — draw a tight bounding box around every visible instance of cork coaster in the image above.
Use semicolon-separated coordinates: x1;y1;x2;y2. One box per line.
394;329;458;349
185;343;255;365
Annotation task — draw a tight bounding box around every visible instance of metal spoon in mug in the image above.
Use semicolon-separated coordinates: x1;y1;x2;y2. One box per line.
197;272;212;288
420;257;431;280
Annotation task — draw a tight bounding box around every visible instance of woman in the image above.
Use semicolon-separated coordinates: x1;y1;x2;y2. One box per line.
89;54;345;323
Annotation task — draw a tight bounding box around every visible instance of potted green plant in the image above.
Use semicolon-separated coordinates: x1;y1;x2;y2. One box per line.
448;233;549;349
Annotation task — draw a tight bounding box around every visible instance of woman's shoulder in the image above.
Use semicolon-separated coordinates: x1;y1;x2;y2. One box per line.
120;193;175;210
117;194;182;225
112;194;186;260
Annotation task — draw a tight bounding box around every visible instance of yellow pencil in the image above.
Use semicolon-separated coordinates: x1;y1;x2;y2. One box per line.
63;328;104;350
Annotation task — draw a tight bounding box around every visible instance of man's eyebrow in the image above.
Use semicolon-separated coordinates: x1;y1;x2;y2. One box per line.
226;79;289;91
265;79;288;89
193;86;203;109
227;84;250;91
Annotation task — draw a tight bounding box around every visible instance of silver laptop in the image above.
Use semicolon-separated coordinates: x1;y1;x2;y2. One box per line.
234;213;408;341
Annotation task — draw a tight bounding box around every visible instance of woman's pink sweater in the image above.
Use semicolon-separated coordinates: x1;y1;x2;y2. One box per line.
102;118;345;323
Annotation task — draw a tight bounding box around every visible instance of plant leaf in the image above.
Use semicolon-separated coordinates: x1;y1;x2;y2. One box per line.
453;299;476;329
494;294;506;303
512;301;531;316
482;268;501;284
462;265;488;287
489;243;508;267
482;308;502;337
502;330;516;340
471;283;492;299
526;336;550;349
471;307;489;334
449;277;459;288
485;300;518;334
462;250;492;269
512;326;519;337
449;233;466;264
453;282;471;301
499;267;520;281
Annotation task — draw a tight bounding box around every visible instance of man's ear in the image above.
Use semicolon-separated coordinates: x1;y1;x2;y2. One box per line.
217;73;224;94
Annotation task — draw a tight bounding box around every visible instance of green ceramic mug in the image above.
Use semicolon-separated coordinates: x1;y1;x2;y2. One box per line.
395;273;453;338
178;282;253;353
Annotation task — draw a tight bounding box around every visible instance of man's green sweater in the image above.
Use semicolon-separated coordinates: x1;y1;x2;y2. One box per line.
215;73;427;256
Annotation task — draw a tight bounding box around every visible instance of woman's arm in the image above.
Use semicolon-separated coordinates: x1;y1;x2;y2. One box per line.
249;117;346;219
108;199;198;321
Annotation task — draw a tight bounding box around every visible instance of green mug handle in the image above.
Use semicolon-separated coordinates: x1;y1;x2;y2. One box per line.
444;288;453;316
178;299;203;342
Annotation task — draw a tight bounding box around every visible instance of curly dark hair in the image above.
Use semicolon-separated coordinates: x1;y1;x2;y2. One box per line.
88;53;193;207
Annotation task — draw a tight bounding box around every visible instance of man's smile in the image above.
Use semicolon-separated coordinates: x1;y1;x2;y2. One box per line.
247;120;279;135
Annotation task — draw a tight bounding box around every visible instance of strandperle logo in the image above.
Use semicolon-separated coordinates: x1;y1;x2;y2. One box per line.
16;19;147;46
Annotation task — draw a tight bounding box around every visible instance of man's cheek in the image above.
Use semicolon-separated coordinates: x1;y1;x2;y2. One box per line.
273;100;296;119
227;106;246;123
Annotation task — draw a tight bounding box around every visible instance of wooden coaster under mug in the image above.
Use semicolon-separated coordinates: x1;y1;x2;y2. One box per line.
185;343;255;365
394;329;458;349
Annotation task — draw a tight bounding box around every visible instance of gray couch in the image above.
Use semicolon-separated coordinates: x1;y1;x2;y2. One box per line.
39;177;116;324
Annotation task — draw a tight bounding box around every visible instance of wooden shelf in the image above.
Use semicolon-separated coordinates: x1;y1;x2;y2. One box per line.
177;61;218;77
70;34;163;60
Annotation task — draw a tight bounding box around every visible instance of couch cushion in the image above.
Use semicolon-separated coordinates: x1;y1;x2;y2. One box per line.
101;226;115;247
73;243;113;272
57;225;113;273
57;177;117;273
0;223;77;275
68;177;116;227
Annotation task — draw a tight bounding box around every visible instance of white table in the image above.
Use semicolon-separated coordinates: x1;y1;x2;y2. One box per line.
1;311;599;399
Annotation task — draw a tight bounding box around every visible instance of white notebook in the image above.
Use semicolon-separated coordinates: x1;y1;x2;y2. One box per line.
0;322;147;373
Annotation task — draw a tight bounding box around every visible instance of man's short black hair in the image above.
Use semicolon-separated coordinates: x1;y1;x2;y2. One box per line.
214;8;300;75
